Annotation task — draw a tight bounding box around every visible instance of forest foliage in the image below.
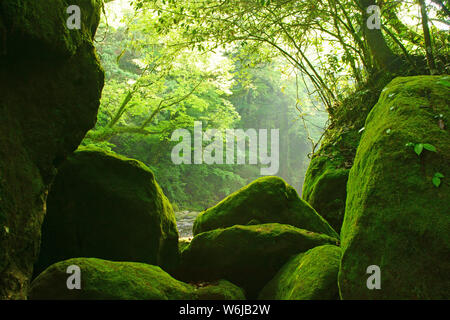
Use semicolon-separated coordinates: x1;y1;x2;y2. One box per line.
83;0;449;210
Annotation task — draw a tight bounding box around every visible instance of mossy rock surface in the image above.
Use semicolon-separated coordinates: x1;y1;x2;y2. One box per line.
259;245;341;300
178;238;192;253
302;156;349;233
179;223;339;298
339;75;450;299
301;73;396;235
29;258;244;300
0;1;104;299
193;176;338;239
34;148;179;277
196;279;246;300
0;0;102;58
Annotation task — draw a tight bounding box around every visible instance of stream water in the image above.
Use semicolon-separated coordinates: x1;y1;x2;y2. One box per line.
175;211;200;239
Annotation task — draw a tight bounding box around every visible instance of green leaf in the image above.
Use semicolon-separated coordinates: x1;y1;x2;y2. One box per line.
432;176;441;188
423;144;436;152
405;142;414;147
434;172;444;178
414;143;423;156
385;128;391;134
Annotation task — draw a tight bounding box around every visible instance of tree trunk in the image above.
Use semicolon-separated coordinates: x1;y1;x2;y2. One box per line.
358;0;400;71
419;0;437;74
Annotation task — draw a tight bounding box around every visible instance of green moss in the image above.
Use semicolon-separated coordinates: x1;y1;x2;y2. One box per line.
0;0;104;299
34;149;179;277
75;145;156;174
302;156;349;232
196;280;246;300
300;74;395;236
30;258;245;300
178;238;192;253
246;219;261;225
317;74;394;168
193;176;338;239
179;223;339;299
0;0;102;58
339;75;450;299
259;245;341;300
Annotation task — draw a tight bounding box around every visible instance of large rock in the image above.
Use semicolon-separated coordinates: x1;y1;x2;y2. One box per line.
0;1;104;299
301;74;395;234
193;176;338;238
339;76;450;299
302;156;349;233
179;223;339;298
29;258;245;300
196;279;246;300
259;245;341;300
1;0;102;58
34;148;179;277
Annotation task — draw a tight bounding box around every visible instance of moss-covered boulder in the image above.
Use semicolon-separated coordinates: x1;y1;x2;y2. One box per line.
1;0;102;58
179;223;339;298
302;157;349;233
29;258;244;300
193;176;338;238
339;76;450;299
259;245;341;300
0;1;104;299
301;73;396;235
34;148;179;277
196;280;246;300
179;238;192;253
